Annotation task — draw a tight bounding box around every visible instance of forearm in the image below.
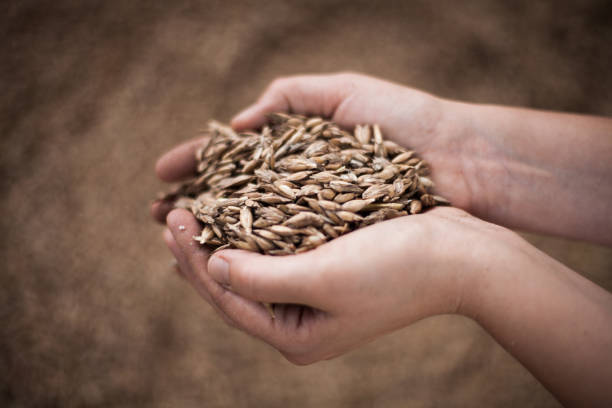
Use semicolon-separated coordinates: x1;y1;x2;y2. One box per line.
453;102;612;245
463;237;612;407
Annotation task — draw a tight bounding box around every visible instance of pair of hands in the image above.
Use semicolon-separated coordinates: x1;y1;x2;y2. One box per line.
151;73;540;364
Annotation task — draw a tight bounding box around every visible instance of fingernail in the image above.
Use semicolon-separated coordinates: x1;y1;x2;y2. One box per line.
209;256;229;286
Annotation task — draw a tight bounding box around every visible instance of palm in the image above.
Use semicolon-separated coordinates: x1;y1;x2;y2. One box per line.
199;207;469;364
327;77;474;210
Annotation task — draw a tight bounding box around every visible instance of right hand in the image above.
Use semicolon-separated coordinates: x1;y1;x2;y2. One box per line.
230;72;482;213
152;72;489;224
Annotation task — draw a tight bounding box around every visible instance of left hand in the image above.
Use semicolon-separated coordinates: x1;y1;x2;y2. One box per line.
161;205;518;365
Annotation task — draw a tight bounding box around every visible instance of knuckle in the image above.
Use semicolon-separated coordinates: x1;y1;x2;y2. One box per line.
209;286;231;310
268;76;291;91
330;72;361;98
268;75;308;97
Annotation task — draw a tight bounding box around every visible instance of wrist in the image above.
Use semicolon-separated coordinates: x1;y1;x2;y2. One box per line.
416;209;528;320
439;100;515;219
457;225;535;321
408;209;510;319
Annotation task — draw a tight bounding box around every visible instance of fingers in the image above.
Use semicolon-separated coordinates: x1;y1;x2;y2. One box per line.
207;249;321;305
152;136;208;224
166;209;343;361
164;229;187;280
151;199;175;223
155;137;208;182
230;73;359;131
166;209;338;355
167;209;282;336
164;213;238;327
164;227;203;286
166;210;320;306
166;209;217;287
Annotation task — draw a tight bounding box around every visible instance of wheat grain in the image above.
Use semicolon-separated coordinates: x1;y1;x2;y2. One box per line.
160;113;448;255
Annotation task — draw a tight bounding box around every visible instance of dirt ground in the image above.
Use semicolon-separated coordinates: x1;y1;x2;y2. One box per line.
1;1;611;406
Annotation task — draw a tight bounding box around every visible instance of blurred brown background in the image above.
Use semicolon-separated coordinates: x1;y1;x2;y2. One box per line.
1;1;611;406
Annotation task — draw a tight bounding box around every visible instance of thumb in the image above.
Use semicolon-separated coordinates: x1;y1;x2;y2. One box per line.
230;73;358;131
207;249;321;305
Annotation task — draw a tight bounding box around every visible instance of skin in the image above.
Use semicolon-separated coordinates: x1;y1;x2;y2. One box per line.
151;73;612;407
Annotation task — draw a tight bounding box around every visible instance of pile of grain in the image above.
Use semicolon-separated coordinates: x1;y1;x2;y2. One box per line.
162;113;448;255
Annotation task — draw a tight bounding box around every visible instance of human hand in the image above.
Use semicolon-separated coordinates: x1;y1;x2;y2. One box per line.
229;72;483;213
152;72;481;223
162;205;517;364
148;71;504;362
160;200;612;406
151;73;612;403
153;71;612;243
